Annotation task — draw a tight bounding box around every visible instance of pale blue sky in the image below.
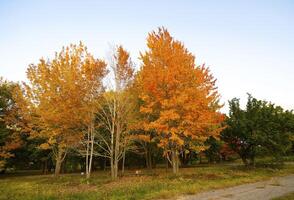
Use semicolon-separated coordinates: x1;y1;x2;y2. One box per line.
0;0;293;112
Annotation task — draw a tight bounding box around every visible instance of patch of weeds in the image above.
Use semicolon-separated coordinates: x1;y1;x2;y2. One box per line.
222;193;234;198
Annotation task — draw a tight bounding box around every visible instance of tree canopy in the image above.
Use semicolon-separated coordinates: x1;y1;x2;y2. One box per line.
0;27;293;177
222;94;294;166
136;28;224;173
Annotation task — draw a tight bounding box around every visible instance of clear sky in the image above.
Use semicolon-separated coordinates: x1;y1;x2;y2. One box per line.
0;0;293;112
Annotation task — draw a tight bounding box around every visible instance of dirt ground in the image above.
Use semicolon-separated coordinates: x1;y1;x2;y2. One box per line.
178;175;294;200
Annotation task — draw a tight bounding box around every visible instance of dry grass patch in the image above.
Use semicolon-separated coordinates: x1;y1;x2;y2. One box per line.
0;164;293;200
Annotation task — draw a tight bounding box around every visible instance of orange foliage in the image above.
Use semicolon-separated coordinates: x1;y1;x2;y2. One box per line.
20;42;107;151
0;80;25;162
114;45;134;90
137;28;224;154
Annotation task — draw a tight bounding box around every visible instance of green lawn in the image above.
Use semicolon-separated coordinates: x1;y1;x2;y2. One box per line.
0;164;293;200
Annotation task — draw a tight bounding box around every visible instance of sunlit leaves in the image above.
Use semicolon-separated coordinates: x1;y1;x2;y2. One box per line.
22;42;107;151
137;27;224;155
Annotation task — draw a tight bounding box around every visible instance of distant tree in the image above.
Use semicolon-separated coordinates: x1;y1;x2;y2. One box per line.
137;28;224;174
222;94;293;166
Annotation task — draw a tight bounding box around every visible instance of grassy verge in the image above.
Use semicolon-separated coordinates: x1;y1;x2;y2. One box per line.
0;164;293;200
272;192;294;200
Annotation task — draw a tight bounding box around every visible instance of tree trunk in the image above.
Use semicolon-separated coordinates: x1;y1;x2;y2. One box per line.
114;161;118;178
145;150;150;169
171;148;179;174
165;155;169;172
54;148;65;176
85;126;90;176
110;152;114;179
113;114;120;180
87;120;95;179
147;147;152;170
111;149;119;179
110;97;116;180
113;138;119;179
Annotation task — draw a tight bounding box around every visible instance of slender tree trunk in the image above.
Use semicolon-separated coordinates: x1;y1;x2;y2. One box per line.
114;160;118;178
145;146;152;170
110;97;116;180
110;134;116;179
85;126;90;176
171;148;179;174
110;132;114;179
145;150;149;169
148;148;152;170
110;128;115;179
114;141;119;179
54;148;65;176
165;154;169;172
113;105;121;180
87;120;95;179
110;152;114;179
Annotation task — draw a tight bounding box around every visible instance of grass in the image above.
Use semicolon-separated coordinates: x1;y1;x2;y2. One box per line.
0;164;293;200
272;192;294;200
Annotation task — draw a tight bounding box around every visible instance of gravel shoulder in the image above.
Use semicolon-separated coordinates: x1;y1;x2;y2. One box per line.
178;174;294;200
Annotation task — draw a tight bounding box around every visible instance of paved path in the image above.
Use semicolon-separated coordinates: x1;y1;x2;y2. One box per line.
178;175;294;200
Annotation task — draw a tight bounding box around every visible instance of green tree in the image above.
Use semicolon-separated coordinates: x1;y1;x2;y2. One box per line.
204;136;222;163
222;94;293;166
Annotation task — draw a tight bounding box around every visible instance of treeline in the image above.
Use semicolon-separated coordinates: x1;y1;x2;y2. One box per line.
0;28;293;179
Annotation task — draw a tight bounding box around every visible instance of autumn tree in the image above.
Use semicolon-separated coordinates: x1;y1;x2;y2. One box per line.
128;76;159;170
95;45;135;179
81;51;108;179
0;79;23;171
20;43;107;175
137;28;224;174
